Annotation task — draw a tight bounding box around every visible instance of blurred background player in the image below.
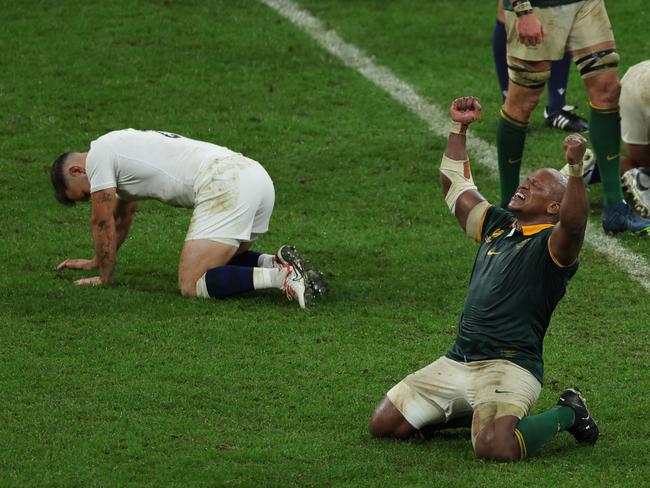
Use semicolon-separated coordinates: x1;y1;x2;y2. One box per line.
497;0;650;234
619;60;650;218
561;60;650;223
50;129;327;307
492;0;588;132
369;96;597;461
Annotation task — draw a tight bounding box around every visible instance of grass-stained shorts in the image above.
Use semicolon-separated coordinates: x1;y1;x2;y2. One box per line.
504;0;615;61
186;154;275;246
387;356;541;446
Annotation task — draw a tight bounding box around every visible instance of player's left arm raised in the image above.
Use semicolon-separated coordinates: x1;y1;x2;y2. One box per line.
76;188;118;286
549;134;589;266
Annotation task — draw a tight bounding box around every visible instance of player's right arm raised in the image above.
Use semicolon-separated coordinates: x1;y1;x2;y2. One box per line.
439;96;490;241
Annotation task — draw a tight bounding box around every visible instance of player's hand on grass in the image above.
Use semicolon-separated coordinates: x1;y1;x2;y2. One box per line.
563;133;588;165
450;96;482;126
516;13;544;46
74;276;104;286
57;258;98;271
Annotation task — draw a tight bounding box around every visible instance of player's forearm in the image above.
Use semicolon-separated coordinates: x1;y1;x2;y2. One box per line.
444;131;468;161
115;215;134;251
559;176;588;237
114;203;137;251
92;217;117;284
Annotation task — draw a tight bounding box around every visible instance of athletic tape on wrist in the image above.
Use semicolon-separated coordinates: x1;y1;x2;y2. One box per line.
513;0;533;16
440;154;476;213
567;162;584;178
450;121;468;135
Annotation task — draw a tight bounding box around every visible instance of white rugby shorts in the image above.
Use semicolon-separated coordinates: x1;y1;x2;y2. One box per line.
386;356;541;444
185;154;275;245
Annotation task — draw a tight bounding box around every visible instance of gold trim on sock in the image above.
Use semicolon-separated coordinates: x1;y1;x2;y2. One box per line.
500;108;528;128
514;428;527;459
589;102;619;115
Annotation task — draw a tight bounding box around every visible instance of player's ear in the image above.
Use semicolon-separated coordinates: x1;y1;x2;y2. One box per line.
68;165;86;177
547;201;561;216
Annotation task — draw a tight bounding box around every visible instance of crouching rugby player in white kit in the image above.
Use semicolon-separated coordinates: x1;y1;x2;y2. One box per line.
50;129;326;308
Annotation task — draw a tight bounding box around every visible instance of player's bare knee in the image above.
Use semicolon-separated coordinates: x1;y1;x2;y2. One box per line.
368;413;388;438
369;416;414;439
474;425;520;462
369;397;416;439
178;274;199;297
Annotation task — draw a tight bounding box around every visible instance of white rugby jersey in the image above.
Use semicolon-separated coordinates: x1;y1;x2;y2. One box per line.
621;61;650;145
86;129;239;208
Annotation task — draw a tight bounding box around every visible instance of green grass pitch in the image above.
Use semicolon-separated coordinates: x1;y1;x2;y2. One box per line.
1;1;649;486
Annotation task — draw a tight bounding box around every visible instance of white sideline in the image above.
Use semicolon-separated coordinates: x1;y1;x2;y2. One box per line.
259;0;650;292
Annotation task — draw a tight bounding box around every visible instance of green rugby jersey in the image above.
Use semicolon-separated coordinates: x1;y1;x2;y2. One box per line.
446;206;578;384
504;0;583;10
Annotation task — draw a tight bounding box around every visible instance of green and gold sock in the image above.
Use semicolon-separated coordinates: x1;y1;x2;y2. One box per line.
590;103;624;207
514;406;574;459
497;108;528;208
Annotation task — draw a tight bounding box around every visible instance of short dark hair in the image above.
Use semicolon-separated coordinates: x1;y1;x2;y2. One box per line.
50;152;75;206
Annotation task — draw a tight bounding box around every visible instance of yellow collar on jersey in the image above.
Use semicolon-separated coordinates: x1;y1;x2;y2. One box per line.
520;223;555;236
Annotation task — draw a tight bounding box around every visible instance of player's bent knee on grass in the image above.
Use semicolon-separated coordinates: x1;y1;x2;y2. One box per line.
369;396;418;439
473;416;521;462
178;239;240;297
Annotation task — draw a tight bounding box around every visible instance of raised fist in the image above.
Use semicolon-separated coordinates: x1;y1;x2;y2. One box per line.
563;133;588;165
450;96;482;126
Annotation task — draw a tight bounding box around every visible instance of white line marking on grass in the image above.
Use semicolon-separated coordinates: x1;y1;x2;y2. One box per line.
259;0;650;292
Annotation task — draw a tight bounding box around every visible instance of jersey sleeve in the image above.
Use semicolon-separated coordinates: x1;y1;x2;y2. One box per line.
536;228;580;276
479;206;516;242
86;139;117;193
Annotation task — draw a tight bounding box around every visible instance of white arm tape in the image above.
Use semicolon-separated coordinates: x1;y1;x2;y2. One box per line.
440;154;477;213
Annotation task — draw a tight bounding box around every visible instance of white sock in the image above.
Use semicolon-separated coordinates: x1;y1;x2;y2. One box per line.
257;253;277;268
253;267;287;290
195;274;210;298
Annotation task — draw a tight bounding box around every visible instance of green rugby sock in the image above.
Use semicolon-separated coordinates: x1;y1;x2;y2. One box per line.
590;104;624;207
514;406;575;458
497;109;528;208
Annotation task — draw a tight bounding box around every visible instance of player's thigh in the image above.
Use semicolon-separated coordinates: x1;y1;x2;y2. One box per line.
387;356;473;430
503;65;548;120
248;163;275;236
178;239;239;294
468;360;541;447
567;0;616;55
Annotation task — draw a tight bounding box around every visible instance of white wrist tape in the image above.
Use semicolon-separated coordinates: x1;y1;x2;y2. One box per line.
567;162;584;177
450;121;468;135
440;154;477;213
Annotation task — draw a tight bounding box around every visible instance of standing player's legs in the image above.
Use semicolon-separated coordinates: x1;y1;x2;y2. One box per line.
493;0;583;131
575;46;650;232
498;58;549;207
492;0;509;100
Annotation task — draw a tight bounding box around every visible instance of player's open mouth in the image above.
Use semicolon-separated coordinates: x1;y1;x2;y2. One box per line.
514;191;526;201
